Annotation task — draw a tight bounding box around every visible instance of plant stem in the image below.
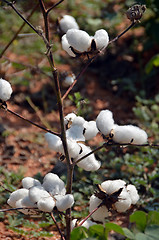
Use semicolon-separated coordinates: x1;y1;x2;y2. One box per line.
51;212;65;240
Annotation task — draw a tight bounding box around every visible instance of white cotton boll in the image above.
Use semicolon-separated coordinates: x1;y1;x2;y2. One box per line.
79;219;96;229
127;184;139;205
96;110;115;136
55;194;74;211
113;125;148;144
72;116;85;126
83;121;99;140
76;143;101;171
64;113;77;126
71;219;78;230
114;188;132;213
42;173;66;196
63;73;76;87
61;34;76;57
59;15;79;33
66;125;85;142
15;198;38;215
67;139;81;159
22;177;41;189
29;186;50;203
66;29;92;53
7;189;29;208
94;29;109;51
37;196;55;212
45;133;63;153
101;179;126;195
89;195;108;222
0;78;13;101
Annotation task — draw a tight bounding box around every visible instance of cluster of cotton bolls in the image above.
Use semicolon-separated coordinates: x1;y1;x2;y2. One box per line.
58;15;109;57
89;179;139;222
7;173;74;215
0;78;12;102
96;109;148;145
45;113;100;171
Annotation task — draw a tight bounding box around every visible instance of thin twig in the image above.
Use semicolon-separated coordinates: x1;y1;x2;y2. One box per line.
0;182;12;193
51;212;65;240
47;0;64;15
0;3;39;58
0;207;38;212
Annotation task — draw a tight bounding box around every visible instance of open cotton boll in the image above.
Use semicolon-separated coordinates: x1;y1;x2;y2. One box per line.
113;125;148;144
55;194;74;211
127;184;139;204
64;113;77;126
76;143;101;171
101;179;126;195
71;116;85;126
89;195;109;222
22;177;41;189
7;189;29;208
61;34;76;57
66;125;85;142
96;110;115;136
94;29;109;51
42;173;66;196
114;188;132;213
71;219;78;230
67;139;81;159
15;199;37;215
37;196;55;212
66;29;92;53
83;121;99;140
0;78;13;101
29;186;50;203
45;133;63;152
59;15;79;33
79;219;96;229
63;73;76;87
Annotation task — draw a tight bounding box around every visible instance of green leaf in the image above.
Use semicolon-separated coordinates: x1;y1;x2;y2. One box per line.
105;222;124;239
145;225;159;240
122;227;135;239
89;224;105;239
147;211;159;225
135;232;149;240
71;227;88;240
145;54;159;74
130;211;147;232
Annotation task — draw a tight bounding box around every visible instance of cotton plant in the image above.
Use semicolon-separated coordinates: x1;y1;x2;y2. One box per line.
45;113;100;171
89;179;139;222
96;109;148;144
62;29;109;57
7;173;74;214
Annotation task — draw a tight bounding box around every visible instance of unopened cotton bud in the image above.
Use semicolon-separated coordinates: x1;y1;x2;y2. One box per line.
63;73;76;87
42;173;66;196
0;78;13;101
83;121;99;140
61;34;76;57
7;189;29;208
114;188;132;212
127;184;139;204
22;177;41;189
29;186;50;203
113;125;148;144
37;196;55;212
45;133;63;152
66;29;92;53
101;179;126;195
55;194;74;211
76;143;101;171
89;195;108;222
59;15;79;33
96;110;115;136
64;113;77;126
94;29;109;51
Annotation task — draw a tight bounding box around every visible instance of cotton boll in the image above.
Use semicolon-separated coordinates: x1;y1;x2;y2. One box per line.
61;34;76;57
76;143;101;171
63;73;76;87
37;196;55;212
16;198;38;215
66;29;92;53
67;139;81;159
89;195;108;222
114;188;132;213
83;121;99;140
72;116;85;126
96;110;115;136
45;133;63;152
66;125;85;142
55;194;74;211
94;29;109;51
71;219;78;230
29;186;50;203
127;184;139;204
42;173;66;196
101;179;126;195
59;15;79;33
0;78;13;101
7;189;29;208
22;177;41;189
79;219;96;229
113;125;148;144
64;113;77;126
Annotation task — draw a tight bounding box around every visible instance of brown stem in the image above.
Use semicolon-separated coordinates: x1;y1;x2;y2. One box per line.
47;0;64;15
51;212;65;240
0;182;12;193
39;0;50;41
0;207;38;212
